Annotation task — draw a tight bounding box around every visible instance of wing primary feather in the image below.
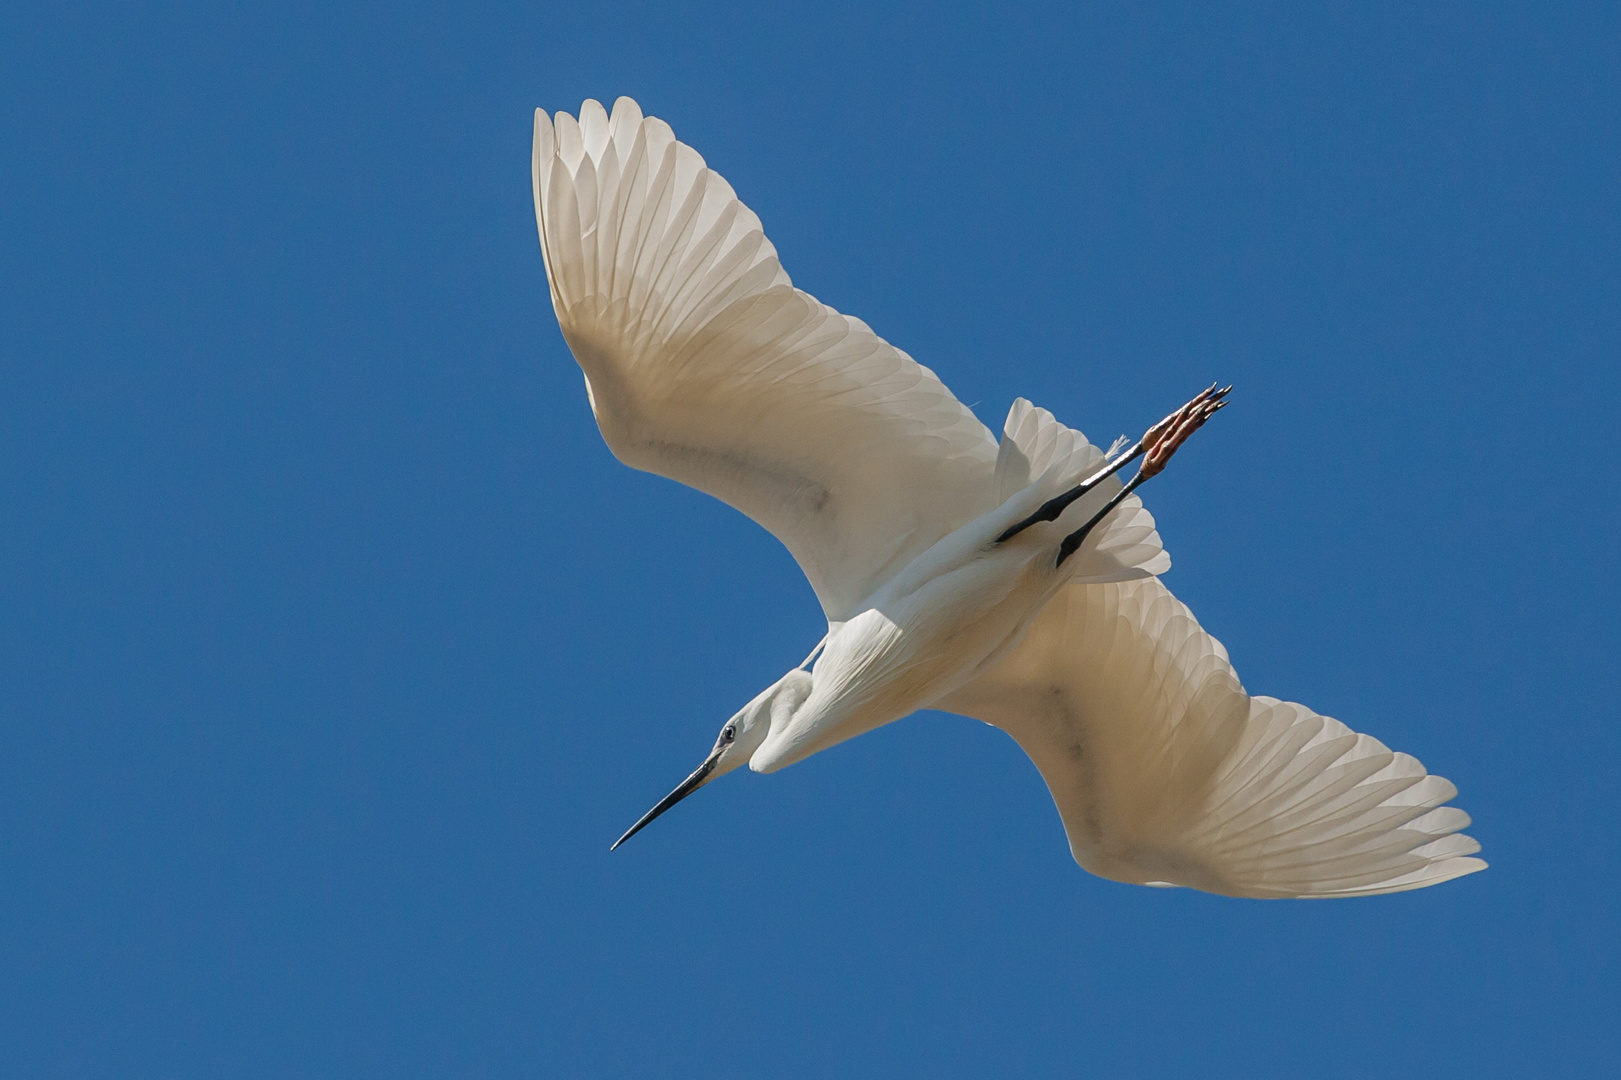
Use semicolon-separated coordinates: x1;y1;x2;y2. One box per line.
533;97;1000;619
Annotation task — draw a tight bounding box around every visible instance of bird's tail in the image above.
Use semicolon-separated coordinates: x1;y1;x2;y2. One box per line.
994;398;1171;583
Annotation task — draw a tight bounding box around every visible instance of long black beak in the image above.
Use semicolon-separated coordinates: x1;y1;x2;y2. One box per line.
610;746;724;851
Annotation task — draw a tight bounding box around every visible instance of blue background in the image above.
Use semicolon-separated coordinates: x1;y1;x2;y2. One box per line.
2;2;1616;1076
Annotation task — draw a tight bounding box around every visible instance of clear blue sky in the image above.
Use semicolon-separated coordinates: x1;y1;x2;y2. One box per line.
2;2;1616;1076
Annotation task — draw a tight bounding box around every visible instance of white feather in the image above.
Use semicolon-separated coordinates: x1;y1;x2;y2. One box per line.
939;579;1485;897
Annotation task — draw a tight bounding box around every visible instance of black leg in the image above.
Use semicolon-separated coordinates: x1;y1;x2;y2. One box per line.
998;384;1228;545
1054;385;1229;568
995;440;1146;543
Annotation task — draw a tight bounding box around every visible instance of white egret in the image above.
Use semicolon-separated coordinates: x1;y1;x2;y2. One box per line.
533;97;1484;898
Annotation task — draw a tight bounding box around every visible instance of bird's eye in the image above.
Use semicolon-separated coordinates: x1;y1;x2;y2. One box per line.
723;725;736;744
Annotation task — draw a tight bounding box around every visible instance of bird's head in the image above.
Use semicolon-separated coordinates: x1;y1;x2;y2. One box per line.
610;668;813;850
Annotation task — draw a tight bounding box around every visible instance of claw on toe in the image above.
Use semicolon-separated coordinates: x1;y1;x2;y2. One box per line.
1139;384;1230;479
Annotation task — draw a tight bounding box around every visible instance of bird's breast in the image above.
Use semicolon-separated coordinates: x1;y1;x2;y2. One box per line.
754;541;1060;772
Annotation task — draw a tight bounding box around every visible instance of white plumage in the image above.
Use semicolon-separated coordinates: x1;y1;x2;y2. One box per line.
533;97;1484;897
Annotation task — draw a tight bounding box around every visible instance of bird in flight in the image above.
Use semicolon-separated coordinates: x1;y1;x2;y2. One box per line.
532;97;1484;898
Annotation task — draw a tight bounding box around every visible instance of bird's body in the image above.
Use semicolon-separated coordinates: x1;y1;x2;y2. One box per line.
534;97;1485;898
759;446;1147;773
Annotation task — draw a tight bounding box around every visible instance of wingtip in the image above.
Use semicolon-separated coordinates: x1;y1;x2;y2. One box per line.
533;109;555;167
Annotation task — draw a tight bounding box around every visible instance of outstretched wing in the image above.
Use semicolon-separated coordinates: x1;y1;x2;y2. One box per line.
533;98;1000;621
939;579;1485;898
